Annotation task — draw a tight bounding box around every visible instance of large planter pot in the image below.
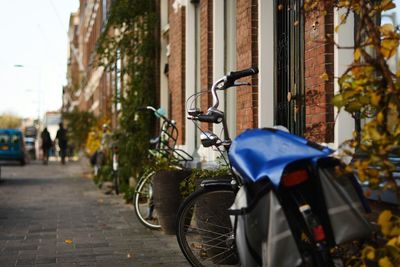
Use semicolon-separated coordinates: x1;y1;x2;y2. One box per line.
153;169;192;234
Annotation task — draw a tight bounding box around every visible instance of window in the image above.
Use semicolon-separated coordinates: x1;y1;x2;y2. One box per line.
194;3;201;149
224;0;237;138
10;134;20;144
381;0;400;73
115;48;122;111
0;134;9;144
275;0;305;135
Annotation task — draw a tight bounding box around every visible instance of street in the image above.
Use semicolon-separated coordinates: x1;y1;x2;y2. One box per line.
0;159;188;267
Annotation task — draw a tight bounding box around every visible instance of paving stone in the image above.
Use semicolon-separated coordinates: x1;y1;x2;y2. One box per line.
35;257;57;264
0;160;189;266
56;256;78;263
15;258;36;265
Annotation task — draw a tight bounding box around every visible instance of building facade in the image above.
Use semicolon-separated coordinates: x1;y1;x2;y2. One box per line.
64;0;116;124
162;1;348;162
65;0;399;164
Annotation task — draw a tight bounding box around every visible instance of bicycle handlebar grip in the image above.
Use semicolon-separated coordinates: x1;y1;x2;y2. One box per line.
196;114;222;123
228;66;259;81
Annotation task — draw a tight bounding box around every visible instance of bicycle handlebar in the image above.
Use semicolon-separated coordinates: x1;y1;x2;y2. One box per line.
137;106;170;122
226;67;259;84
188;67;258;121
213;67;257;110
195;113;222;123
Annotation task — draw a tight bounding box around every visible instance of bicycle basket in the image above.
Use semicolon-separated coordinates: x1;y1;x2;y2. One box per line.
159;120;178;151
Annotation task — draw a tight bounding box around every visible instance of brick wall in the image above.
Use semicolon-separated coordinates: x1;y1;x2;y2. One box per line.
200;0;213;130
304;5;334;143
168;2;186;144
236;0;258;134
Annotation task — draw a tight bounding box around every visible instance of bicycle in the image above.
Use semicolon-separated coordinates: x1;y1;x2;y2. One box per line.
176;68;258;266
112;143;119;195
176;67;372;267
133;106;193;230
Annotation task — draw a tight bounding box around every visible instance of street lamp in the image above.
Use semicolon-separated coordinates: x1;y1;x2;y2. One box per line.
13;64;43;161
13;64;42;124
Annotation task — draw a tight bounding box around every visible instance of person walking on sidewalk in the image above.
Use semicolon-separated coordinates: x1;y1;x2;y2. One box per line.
56;122;68;164
40;127;52;165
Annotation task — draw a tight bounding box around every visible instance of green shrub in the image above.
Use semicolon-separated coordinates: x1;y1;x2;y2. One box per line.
179;166;231;199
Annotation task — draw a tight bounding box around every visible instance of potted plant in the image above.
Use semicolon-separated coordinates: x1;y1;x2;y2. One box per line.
152;157;192;235
179;166;232;198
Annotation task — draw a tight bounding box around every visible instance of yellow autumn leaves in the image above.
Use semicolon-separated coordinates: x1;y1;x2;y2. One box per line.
334;65;381;113
332;1;400;185
351;24;399;61
380;24;400;59
85;118;111;155
380;0;397;11
347;211;400;267
378;210;400;237
330;1;400;264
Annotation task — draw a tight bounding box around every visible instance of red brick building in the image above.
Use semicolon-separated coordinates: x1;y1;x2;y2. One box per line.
64;0;117;126
162;1;351;162
66;0;393;163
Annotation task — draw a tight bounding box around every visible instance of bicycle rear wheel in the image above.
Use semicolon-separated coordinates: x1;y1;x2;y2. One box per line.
134;171;161;230
176;186;239;267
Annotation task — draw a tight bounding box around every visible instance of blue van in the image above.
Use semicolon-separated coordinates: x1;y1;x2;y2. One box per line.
0;129;26;165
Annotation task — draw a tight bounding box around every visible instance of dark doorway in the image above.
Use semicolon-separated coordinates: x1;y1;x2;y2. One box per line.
275;0;305;135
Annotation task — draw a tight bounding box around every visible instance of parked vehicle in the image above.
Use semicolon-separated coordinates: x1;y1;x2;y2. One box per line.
24;125;37;139
0;129;26;165
24;136;36;160
176;67;372;267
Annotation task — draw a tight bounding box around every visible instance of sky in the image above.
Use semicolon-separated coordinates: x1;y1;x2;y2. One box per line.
0;1;398;120
0;0;79;119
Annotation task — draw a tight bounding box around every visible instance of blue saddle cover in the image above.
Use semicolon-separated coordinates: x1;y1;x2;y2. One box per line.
228;128;333;187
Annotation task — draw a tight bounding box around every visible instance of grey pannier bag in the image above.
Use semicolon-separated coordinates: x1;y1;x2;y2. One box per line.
230;185;302;267
316;158;373;245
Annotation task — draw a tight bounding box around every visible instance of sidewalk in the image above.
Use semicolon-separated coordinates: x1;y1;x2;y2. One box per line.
0;158;189;267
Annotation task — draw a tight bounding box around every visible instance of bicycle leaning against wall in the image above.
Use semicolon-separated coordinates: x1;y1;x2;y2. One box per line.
176;67;373;267
133;106;193;230
175;68;258;267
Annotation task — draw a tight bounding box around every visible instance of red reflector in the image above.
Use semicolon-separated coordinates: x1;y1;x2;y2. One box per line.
313;225;326;241
281;169;309;187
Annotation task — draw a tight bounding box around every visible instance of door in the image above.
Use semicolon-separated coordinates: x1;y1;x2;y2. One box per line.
275;0;305;135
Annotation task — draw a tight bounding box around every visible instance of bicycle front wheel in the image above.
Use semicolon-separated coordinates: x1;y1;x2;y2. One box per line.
134;171;161;230
176;186;239;267
113;171;119;195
